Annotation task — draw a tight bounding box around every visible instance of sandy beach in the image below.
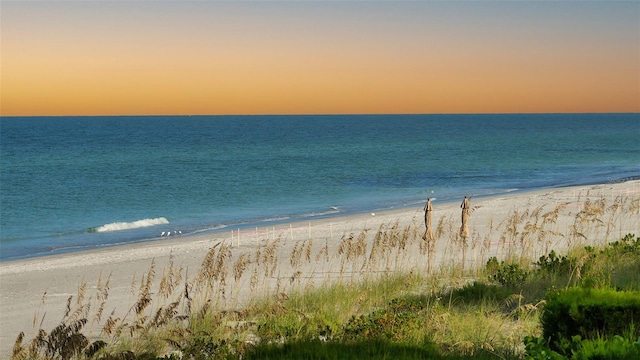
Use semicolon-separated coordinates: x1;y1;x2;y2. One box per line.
1;180;639;357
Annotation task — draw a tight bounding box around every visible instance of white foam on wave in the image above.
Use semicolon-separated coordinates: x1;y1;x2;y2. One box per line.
94;217;169;232
300;207;342;218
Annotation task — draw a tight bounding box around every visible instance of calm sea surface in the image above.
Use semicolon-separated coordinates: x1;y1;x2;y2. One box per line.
1;114;638;261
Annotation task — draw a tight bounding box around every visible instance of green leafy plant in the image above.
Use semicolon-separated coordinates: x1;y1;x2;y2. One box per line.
486;257;530;287
603;234;640;257
534;250;576;278
573;335;640;360
523;336;564;360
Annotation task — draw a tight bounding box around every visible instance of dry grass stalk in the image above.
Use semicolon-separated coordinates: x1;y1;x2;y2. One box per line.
102;310;120;337
315;239;329;263
158;255;183;300
198;243;222;283
233;253;251;284
216;244;232;298
90;275;110;334
479;216;495;270
496;209;523;260
605;195;622;241
259;237;281;280
519;208;542;263
129;273;138;297
11;332;25;359
289;270;302;285
383;222;401;275
76;278;87;309
389;220;400;250
305;239;313;264
539;203;568;254
62;297;73;322
436;215;447;240
352;230;369;274
290;241;303;269
148;299;180;329
337;229;369;277
32;291;49;330
337;233;354;276
133;259;156;317
443;216;459;269
427;231;438;275
389;221;417;273
367;224;386;269
196;243;232;302
183;269;192;315
250;267;259;292
570;196;607;247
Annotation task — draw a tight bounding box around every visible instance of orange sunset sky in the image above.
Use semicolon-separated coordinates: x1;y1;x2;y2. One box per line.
1;1;639;116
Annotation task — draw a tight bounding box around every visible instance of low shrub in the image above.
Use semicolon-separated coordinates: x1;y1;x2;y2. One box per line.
448;282;513;304
524;334;640;360
485;257;530;287
541;287;640;353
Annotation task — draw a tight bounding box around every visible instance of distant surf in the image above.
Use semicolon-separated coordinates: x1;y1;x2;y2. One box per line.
90;217;169;233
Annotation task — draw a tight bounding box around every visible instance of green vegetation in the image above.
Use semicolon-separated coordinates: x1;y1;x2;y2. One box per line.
10;194;640;359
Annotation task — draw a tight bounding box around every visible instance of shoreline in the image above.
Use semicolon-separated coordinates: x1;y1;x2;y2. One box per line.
1;180;639;356
4;174;639;264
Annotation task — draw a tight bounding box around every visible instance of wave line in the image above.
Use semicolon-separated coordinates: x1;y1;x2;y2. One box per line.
90;217;169;233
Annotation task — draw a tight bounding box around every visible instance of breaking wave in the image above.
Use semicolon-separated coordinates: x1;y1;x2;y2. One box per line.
91;217;169;233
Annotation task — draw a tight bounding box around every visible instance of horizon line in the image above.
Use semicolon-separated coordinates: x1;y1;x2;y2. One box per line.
2;111;639;119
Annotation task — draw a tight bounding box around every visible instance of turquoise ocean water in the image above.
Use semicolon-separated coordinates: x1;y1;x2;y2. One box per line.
1;114;638;261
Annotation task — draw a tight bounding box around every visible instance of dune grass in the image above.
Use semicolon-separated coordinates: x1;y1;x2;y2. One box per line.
10;192;640;359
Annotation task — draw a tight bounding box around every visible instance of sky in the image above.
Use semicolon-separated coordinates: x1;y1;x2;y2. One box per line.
1;1;638;116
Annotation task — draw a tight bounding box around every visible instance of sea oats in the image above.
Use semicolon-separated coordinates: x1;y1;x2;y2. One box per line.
250;267;259;292
290;241;302;269
233;253;251;283
305;239;313;264
12;332;24;359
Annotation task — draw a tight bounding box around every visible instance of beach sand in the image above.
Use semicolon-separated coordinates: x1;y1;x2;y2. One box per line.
1;180;639;356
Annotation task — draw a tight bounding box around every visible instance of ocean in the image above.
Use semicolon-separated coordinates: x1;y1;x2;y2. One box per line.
1;114;638;261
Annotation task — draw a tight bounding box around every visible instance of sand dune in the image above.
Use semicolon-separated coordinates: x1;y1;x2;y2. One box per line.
1;180;638;356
